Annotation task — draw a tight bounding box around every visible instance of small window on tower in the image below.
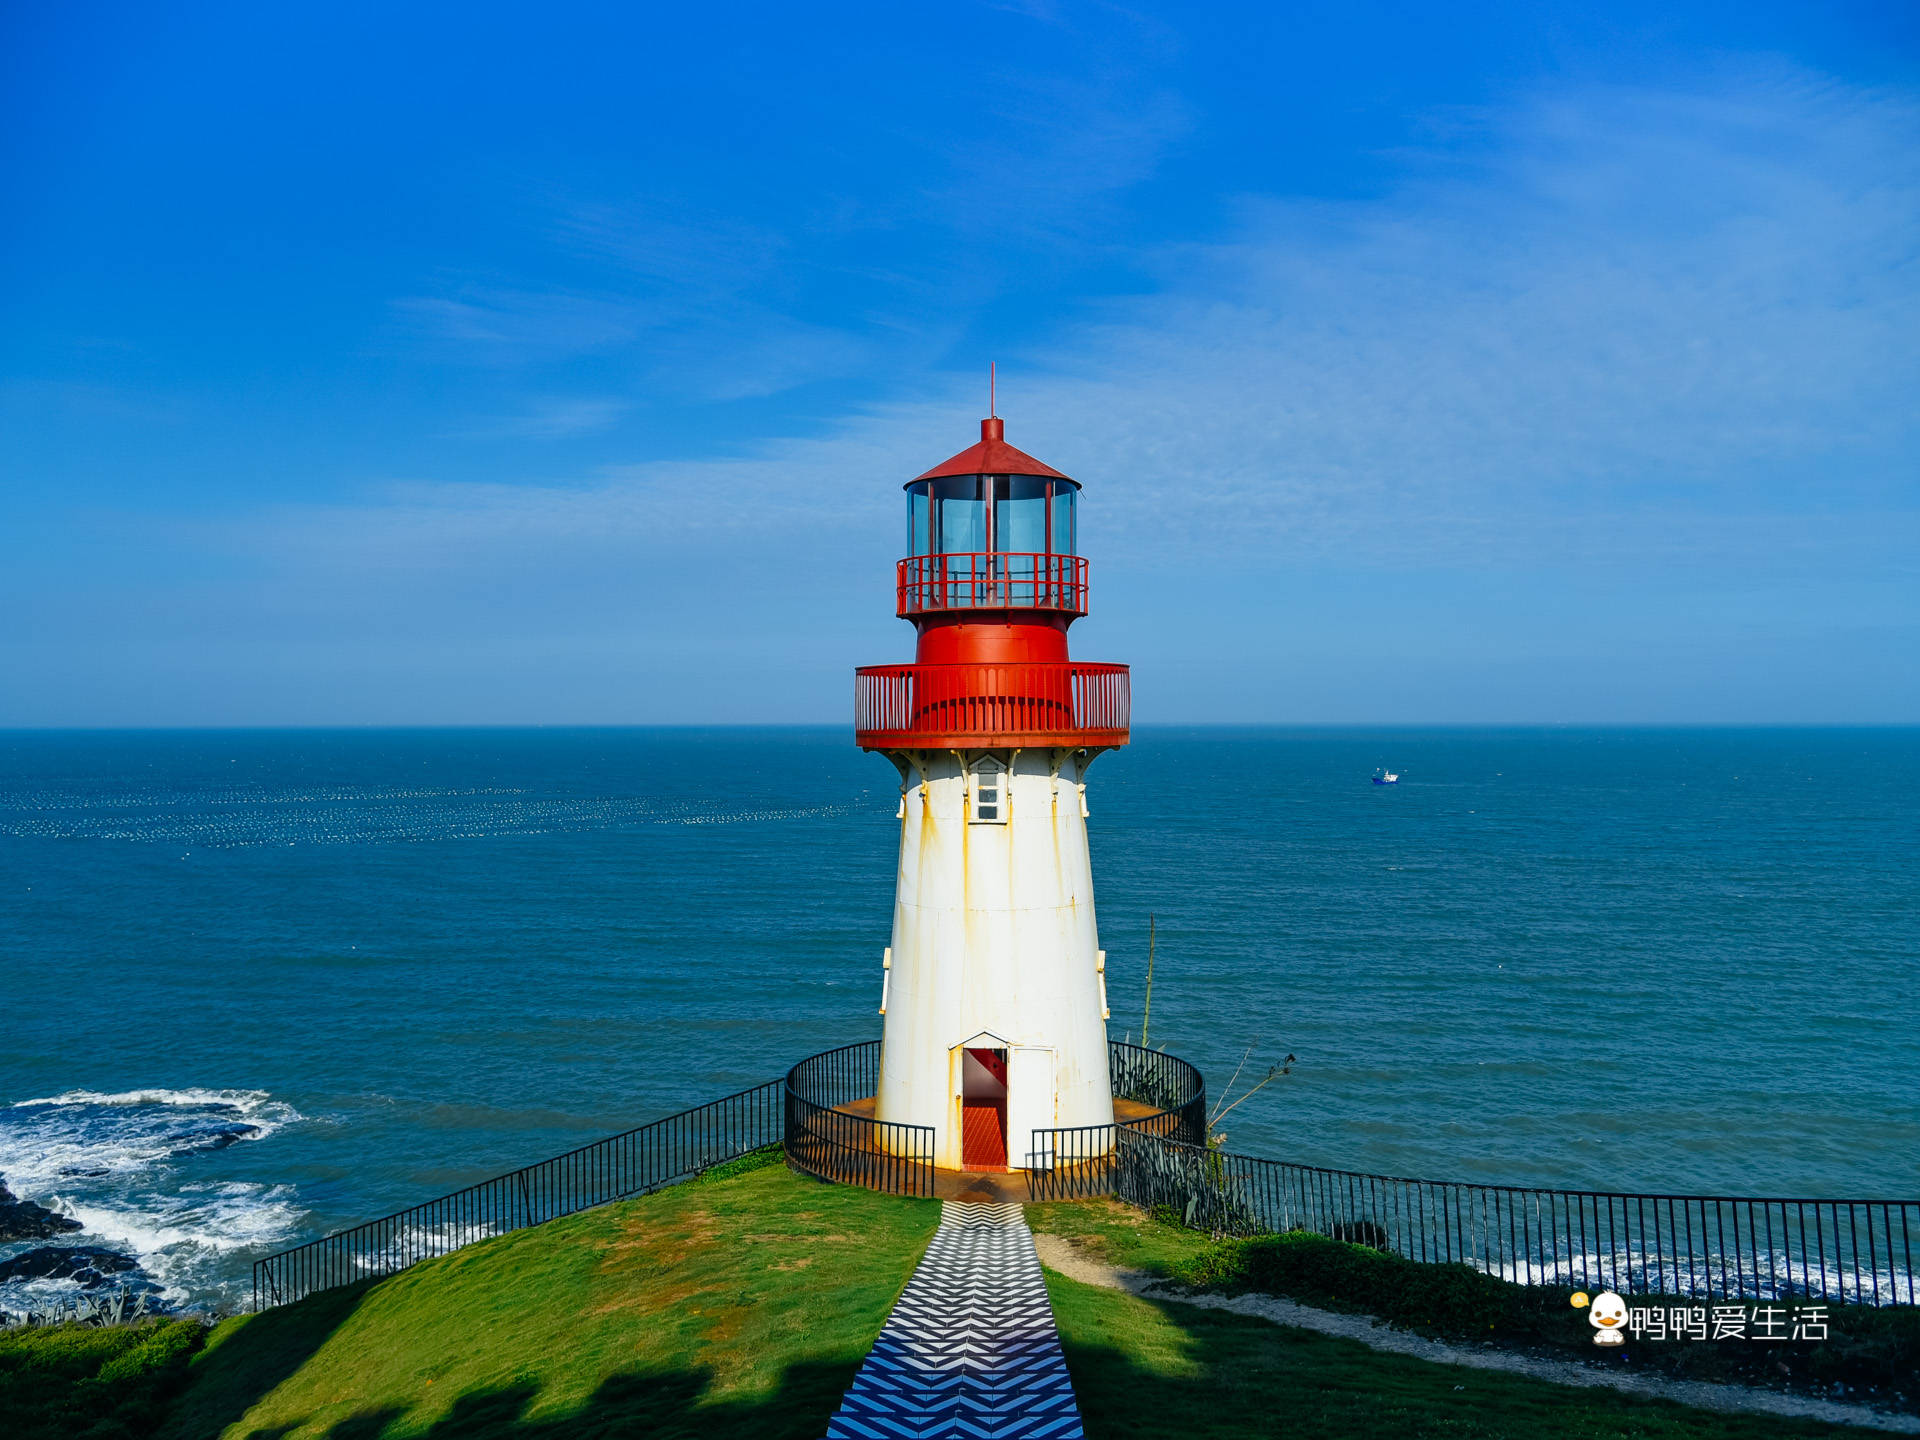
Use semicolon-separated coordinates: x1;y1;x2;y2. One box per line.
970;756;1007;824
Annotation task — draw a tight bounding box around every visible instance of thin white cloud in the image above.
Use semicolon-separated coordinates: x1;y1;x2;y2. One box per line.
390;289;644;361
7;66;1916;723
1017;71;1920;565
461;397;631;439
926;74;1192;242
551;201;790;296
350;68;1917;575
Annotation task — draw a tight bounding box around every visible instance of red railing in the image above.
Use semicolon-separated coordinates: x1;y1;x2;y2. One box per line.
896;553;1088;617
854;662;1129;748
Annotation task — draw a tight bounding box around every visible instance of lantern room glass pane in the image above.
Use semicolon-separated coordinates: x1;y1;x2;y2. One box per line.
932;475;986;554
993;476;1048;554
908;482;932;556
909;473;1079;558
1050;484;1076;555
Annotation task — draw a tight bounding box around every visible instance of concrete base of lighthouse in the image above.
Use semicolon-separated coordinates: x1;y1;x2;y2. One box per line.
874;746;1115;1172
829;1094;1165;1200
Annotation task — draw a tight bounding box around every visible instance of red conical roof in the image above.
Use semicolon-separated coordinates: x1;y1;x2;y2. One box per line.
912;417;1073;483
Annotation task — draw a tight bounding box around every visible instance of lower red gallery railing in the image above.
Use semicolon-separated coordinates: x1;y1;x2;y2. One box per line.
854;661;1129;748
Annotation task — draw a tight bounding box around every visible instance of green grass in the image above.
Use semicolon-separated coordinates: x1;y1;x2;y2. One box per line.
0;1317;207;1440
1048;1271;1876;1439
1026;1196;1218;1279
1029;1197;1918;1414
18;1175;1899;1439
159;1159;941;1440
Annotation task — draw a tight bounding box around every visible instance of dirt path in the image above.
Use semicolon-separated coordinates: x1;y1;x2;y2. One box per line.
1031;1233;1918;1435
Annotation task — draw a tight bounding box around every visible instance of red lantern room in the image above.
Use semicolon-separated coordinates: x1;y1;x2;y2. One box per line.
855;416;1130;750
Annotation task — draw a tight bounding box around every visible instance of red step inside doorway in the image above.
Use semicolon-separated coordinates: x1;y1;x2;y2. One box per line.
961;1047;1008;1170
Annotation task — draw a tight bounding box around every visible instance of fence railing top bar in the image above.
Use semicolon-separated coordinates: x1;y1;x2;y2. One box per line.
259;1076;784;1264
512;1076;782;1168
783;1042;881;1107
786;1039;880;1066
1107;1043;1204;1069
1120;1131;1920;1210
789;1091;924;1131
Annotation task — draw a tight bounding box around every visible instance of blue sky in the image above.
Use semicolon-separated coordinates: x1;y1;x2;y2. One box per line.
3;1;1916;725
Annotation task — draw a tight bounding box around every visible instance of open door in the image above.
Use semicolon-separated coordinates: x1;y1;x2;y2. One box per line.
960;1046;1008;1170
1006;1046;1056;1170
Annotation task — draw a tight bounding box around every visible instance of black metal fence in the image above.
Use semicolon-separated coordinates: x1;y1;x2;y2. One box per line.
784;1041;935;1197
1107;1040;1207;1144
1031;1125;1920;1307
253;1079;784;1311
1026;1042;1207;1189
1026;1123;1125;1202
256;1033;1915;1315
251;1043;941;1313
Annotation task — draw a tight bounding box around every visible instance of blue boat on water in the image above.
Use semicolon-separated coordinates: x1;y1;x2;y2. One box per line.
1372;768;1400;785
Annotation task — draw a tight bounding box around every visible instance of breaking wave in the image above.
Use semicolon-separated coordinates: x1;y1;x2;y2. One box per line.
1;1089;299;1189
0;1088;308;1313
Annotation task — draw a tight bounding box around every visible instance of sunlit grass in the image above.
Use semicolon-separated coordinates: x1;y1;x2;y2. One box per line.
161;1157;940;1440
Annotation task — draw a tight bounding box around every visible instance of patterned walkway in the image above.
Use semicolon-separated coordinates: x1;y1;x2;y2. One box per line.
825;1201;1084;1439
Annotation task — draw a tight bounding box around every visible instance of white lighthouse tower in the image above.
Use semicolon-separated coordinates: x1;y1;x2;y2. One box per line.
855;412;1130;1173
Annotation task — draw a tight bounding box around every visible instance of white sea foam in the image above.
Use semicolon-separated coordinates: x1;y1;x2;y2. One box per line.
1484;1248;1920;1304
0;1089;301;1194
57;1182;303;1268
350;1220;500;1273
2;1178;308;1312
0;1087;311;1310
12;1087;298;1120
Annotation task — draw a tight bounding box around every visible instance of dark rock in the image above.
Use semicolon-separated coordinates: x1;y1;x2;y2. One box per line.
0;1181;84;1241
166;1121;260;1157
0;1245;141;1288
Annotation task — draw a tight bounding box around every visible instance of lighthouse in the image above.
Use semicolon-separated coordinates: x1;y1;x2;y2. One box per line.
855;412;1129;1174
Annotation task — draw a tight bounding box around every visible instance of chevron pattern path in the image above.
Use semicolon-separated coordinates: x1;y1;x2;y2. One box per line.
825;1201;1084;1439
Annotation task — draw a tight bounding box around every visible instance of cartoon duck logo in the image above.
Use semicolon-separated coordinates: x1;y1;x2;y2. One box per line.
1571;1290;1628;1346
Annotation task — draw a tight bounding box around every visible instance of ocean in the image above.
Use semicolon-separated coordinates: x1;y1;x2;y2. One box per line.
2;726;1916;1315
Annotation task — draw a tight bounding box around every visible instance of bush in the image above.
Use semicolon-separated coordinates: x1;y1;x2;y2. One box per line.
1162;1226;1920;1411
0;1318;207;1440
1170;1228;1552;1336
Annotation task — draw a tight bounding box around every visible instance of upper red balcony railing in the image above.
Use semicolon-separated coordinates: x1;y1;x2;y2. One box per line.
855;662;1129;750
896;552;1088;618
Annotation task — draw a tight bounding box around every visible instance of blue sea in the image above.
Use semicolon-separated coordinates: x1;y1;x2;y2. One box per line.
2;727;1916;1314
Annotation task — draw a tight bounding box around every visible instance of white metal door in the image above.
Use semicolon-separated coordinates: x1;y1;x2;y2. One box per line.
1006;1046;1056;1170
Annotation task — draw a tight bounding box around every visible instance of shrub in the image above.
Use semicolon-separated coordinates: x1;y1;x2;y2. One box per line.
1169;1228;1546;1336
1162;1225;1920;1411
0;1318;207;1440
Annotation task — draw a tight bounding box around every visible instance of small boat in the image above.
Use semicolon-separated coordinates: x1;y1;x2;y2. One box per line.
1372;769;1399;785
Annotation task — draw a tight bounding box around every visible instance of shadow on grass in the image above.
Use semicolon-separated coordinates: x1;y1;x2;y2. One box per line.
162;1283;867;1440
159;1282;373;1440
1049;1282;1878;1440
268;1362;863;1440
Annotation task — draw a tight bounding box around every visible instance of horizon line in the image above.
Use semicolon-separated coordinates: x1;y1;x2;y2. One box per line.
3;721;1916;734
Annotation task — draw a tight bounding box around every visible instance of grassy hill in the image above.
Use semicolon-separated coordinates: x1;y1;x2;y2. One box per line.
160;1152;941;1440
6;1156;1889;1439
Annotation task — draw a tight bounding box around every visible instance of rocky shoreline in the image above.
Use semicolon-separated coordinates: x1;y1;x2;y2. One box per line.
0;1177;170;1324
0;1179;83;1241
0;1243;163;1291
